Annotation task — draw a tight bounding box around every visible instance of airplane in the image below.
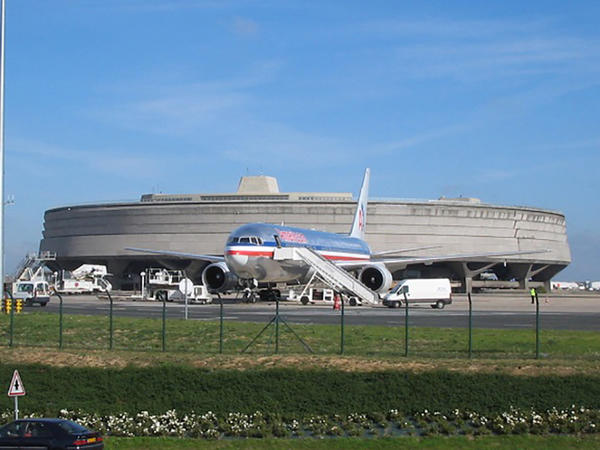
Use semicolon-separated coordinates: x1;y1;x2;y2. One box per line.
127;168;548;301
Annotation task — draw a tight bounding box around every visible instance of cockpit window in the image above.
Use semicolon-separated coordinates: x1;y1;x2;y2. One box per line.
230;236;263;245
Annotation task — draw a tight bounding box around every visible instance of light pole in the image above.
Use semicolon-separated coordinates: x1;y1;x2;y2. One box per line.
0;0;7;298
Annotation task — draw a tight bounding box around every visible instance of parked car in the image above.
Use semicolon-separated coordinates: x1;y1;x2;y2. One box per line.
0;418;103;449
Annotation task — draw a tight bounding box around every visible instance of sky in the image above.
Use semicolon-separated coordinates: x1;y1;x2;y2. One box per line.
4;0;599;279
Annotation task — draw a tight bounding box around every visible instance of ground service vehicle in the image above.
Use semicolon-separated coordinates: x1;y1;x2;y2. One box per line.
12;280;51;307
0;418;103;449
167;285;213;304
383;278;452;309
54;264;112;294
551;281;581;290
287;288;361;306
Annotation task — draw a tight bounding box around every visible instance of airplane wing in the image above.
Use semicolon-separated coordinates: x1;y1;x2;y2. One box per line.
124;247;225;263
336;248;551;270
371;245;441;257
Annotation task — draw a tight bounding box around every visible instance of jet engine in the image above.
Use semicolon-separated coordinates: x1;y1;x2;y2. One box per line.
201;262;239;293
358;264;393;293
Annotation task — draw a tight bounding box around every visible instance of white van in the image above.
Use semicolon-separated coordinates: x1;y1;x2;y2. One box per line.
383;279;452;309
12;280;51;307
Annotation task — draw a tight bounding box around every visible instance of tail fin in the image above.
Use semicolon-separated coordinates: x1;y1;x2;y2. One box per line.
349;168;370;239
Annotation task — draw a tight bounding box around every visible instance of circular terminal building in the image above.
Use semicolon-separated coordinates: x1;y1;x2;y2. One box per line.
40;175;571;292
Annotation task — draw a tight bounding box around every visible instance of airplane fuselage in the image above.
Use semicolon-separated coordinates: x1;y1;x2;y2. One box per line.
224;223;371;283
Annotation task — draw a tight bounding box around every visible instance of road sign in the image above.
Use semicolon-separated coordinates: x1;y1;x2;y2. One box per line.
178;278;194;296
7;370;25;397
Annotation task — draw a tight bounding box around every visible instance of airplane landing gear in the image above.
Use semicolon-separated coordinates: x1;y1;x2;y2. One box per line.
242;288;257;303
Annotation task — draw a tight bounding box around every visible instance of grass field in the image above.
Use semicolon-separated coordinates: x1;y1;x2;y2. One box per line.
1;310;599;360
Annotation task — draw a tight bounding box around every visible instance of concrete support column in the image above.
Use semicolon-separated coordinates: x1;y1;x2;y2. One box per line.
510;263;533;290
513;264;549;290
456;262;498;294
464;276;473;294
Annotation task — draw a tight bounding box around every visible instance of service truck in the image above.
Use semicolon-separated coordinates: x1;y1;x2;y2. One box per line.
54;264;112;294
12;280;51;307
166;285;212;304
551;281;581;290
286;287;360;306
383;278;452;309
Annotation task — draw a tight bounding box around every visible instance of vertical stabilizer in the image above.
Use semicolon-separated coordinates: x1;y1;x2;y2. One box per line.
349;168;370;239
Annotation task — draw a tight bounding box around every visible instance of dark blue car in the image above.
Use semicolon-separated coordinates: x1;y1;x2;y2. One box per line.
0;418;103;449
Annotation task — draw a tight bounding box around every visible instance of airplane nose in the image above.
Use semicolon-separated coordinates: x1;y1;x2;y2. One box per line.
226;252;248;270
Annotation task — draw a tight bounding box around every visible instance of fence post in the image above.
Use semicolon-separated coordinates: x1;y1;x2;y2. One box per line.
57;293;63;349
9;296;14;347
403;291;409;357
219;296;224;354
275;297;280;354
535;290;540;359
340;294;345;355
3;288;14;347
468;292;472;358
162;295;167;352
106;290;114;350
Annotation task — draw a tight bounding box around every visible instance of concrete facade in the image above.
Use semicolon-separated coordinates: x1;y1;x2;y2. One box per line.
39;179;570;291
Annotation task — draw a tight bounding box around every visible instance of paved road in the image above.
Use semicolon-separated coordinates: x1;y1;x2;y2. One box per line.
35;293;600;331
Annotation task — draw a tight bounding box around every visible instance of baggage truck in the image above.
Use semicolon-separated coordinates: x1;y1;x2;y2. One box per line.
383;278;452;309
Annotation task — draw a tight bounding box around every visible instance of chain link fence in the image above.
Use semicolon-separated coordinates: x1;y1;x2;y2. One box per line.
1;290;598;360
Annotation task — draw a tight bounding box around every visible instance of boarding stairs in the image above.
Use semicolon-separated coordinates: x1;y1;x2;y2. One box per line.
273;246;379;305
14;251;56;281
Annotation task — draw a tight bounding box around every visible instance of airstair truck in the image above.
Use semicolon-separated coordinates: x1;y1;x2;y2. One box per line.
11;251;56;307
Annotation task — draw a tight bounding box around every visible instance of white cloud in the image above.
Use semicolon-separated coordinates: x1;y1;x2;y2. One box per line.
10;138;163;179
342;17;600;83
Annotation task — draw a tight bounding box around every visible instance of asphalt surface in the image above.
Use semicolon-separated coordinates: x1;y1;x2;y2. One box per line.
34;292;600;331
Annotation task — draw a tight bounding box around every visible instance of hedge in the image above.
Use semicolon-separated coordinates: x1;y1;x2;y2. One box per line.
1;364;599;416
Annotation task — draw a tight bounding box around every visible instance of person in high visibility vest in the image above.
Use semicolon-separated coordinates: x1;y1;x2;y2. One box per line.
530;287;536;304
